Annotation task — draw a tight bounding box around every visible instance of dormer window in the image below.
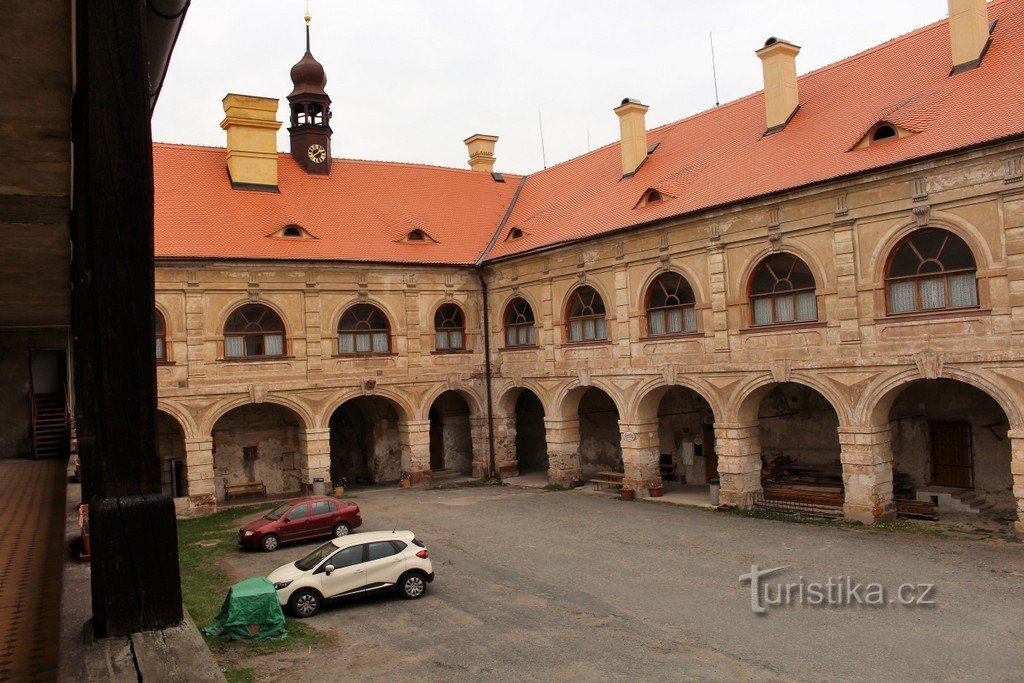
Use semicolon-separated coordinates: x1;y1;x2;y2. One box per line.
852;122;913;149
271;224;314;239
283;225;302;237
872;125;897;142
634;188;673;209
399;228;437;243
506;227;525;241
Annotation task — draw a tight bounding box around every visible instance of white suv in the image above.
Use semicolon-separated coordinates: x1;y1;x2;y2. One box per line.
267;530;434;617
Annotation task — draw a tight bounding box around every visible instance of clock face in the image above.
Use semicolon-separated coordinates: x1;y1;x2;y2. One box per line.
307;144;327;163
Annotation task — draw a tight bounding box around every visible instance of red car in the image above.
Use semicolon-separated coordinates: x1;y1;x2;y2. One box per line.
238;497;362;552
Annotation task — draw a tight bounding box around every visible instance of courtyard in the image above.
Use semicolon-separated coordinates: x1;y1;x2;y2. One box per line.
202;485;1024;681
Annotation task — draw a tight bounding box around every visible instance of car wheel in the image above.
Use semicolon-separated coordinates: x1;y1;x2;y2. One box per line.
333;522;350;538
399;572;427;600
261;534;280;552
289;589;321;618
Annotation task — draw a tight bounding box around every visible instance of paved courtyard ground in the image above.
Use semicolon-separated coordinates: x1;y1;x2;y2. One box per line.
218;484;1024;681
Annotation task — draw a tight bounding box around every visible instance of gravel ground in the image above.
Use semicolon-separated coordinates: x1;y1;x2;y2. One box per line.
220;484;1024;682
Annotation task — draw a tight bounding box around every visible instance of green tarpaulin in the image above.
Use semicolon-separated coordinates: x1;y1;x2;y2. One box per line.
202;577;287;640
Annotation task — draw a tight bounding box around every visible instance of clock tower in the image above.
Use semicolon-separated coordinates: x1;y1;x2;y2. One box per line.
288;11;332;174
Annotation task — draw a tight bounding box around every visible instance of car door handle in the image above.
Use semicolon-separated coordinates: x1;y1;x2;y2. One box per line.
355;568;364;573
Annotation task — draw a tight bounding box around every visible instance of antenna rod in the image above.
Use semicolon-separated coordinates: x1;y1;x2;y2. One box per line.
710;32;720;107
538;111;547;169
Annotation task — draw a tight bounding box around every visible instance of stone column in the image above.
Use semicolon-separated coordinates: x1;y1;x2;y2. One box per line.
839;424;896;524
299;427;331;494
1011;430;1024;538
714;421;761;507
545;417;582;487
469;415;490;479
184;436;216;514
399;419;433;485
492;414;518;479
620;419;660;498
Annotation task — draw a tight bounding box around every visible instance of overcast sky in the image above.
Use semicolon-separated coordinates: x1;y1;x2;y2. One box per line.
152;1;952;175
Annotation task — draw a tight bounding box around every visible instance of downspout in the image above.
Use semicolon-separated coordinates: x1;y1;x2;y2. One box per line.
476;175;527;482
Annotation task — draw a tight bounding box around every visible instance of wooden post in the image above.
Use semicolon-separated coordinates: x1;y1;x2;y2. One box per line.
70;0;183;636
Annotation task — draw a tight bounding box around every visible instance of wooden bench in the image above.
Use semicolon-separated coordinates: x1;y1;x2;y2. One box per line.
224;481;266;499
591;471;625;491
895;498;938;520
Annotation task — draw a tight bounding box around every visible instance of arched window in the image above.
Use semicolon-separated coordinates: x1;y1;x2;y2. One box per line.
566;286;607;342
224;304;285;358
504;298;536;347
338;304;391;354
872;125;897;142
886;228;978;314
434;304;465;351
645;272;697;336
750;253;818;326
155;309;167;361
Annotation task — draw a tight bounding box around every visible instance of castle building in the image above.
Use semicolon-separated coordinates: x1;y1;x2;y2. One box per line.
155;0;1024;536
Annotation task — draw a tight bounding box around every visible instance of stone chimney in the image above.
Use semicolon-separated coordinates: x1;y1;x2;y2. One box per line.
464;134;499;173
755;38;801;133
948;0;991;73
614;98;649;177
220;94;283;189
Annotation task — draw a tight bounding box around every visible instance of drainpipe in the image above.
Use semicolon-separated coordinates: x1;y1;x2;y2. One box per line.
478;267;497;481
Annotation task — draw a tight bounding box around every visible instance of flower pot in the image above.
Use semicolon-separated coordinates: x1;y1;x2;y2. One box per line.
333;486;346;497
648;484;664;498
620;487;635;501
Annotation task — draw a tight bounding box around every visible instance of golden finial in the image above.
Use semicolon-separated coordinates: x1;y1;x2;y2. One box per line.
304;0;311;26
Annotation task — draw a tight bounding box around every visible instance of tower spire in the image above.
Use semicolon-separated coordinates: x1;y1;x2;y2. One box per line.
304;3;311;53
288;0;332;174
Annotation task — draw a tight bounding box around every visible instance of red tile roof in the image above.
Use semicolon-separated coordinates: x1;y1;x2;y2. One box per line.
155;0;1024;265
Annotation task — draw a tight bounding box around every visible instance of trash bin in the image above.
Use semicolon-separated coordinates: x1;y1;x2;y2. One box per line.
709;481;720;506
312;477;326;496
203;577;287;640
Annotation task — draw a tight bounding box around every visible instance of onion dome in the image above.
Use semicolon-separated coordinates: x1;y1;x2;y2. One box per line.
289;12;327;97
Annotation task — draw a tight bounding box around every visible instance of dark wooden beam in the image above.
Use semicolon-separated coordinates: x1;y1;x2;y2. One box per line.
71;0;182;636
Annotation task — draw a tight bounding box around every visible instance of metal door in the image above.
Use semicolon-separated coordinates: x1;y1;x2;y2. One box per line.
930;421;973;488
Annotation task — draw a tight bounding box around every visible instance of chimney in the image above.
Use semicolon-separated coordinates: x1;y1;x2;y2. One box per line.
756;38;801;133
614;98;649;177
220;94;283;189
948;0;991;73
464;134;499;173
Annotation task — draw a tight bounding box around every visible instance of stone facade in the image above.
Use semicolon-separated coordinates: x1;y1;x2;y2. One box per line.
156;138;1024;537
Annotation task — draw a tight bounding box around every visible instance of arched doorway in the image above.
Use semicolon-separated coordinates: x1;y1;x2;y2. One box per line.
328;397;403;486
210;403;303;501
887;379;1013;519
427;391;474;476
514;389;548;475
655;387;717;486
156;410;187;498
577;388;622;479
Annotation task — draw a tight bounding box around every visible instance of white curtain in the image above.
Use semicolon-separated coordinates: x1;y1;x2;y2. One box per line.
355;333;371;353
265;334;284;356
775;295;795;323
752;298;772;325
450;330;463;349
525;327;536;345
667;308;683;333
339;334;355;354
889;281;916;313
436;331;449;350
225;336;244;358
919;278;946;309
372;332;389;353
683;307;697;332
506;328;516;346
569;319;582;342
594;317;607;340
155;338;165;360
795;292;817;321
649;311;665;335
948;273;978;308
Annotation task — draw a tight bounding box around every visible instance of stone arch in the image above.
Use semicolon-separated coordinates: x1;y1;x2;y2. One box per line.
857;365;1024;429
155;408;189;498
494;380;553;417
731;371;853;426
157;399;199;440
200;393;315;436
867;211;998;285
553;378;628;421
418;384;484;421
733;243;831;300
426;390;478;476
630;375;724;424
319;388;414;429
635;263;708;313
327;393;407;485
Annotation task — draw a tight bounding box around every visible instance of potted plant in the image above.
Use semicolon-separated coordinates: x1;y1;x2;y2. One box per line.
333;476;348;497
648;480;665;498
619;485;635;501
399;471;412;489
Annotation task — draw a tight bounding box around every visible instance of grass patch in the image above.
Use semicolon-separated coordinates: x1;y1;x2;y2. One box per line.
223;667;255;683
177;505;328;657
542;483;568;492
723;507;864;529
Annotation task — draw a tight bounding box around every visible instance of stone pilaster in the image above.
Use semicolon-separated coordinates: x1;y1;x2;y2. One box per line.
492;414;518;478
545;417;581;487
706;244;730;352
184;436;215;513
299;427;331;493
184;291;206;379
399;419;433;485
303;289;323;380
839;424;896;523
619;419;660;498
1010;430;1024;538
469;415;490;479
714;421;761;507
832;222;861;344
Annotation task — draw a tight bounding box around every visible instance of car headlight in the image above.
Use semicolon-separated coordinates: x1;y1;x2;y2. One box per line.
273;580;292;590
243;530;254;537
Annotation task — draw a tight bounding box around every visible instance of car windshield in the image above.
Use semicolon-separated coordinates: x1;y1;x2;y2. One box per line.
295;541;337;571
264;503;292;521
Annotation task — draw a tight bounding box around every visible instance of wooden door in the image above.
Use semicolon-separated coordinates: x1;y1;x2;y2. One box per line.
930;421;973;488
429;409;445;471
